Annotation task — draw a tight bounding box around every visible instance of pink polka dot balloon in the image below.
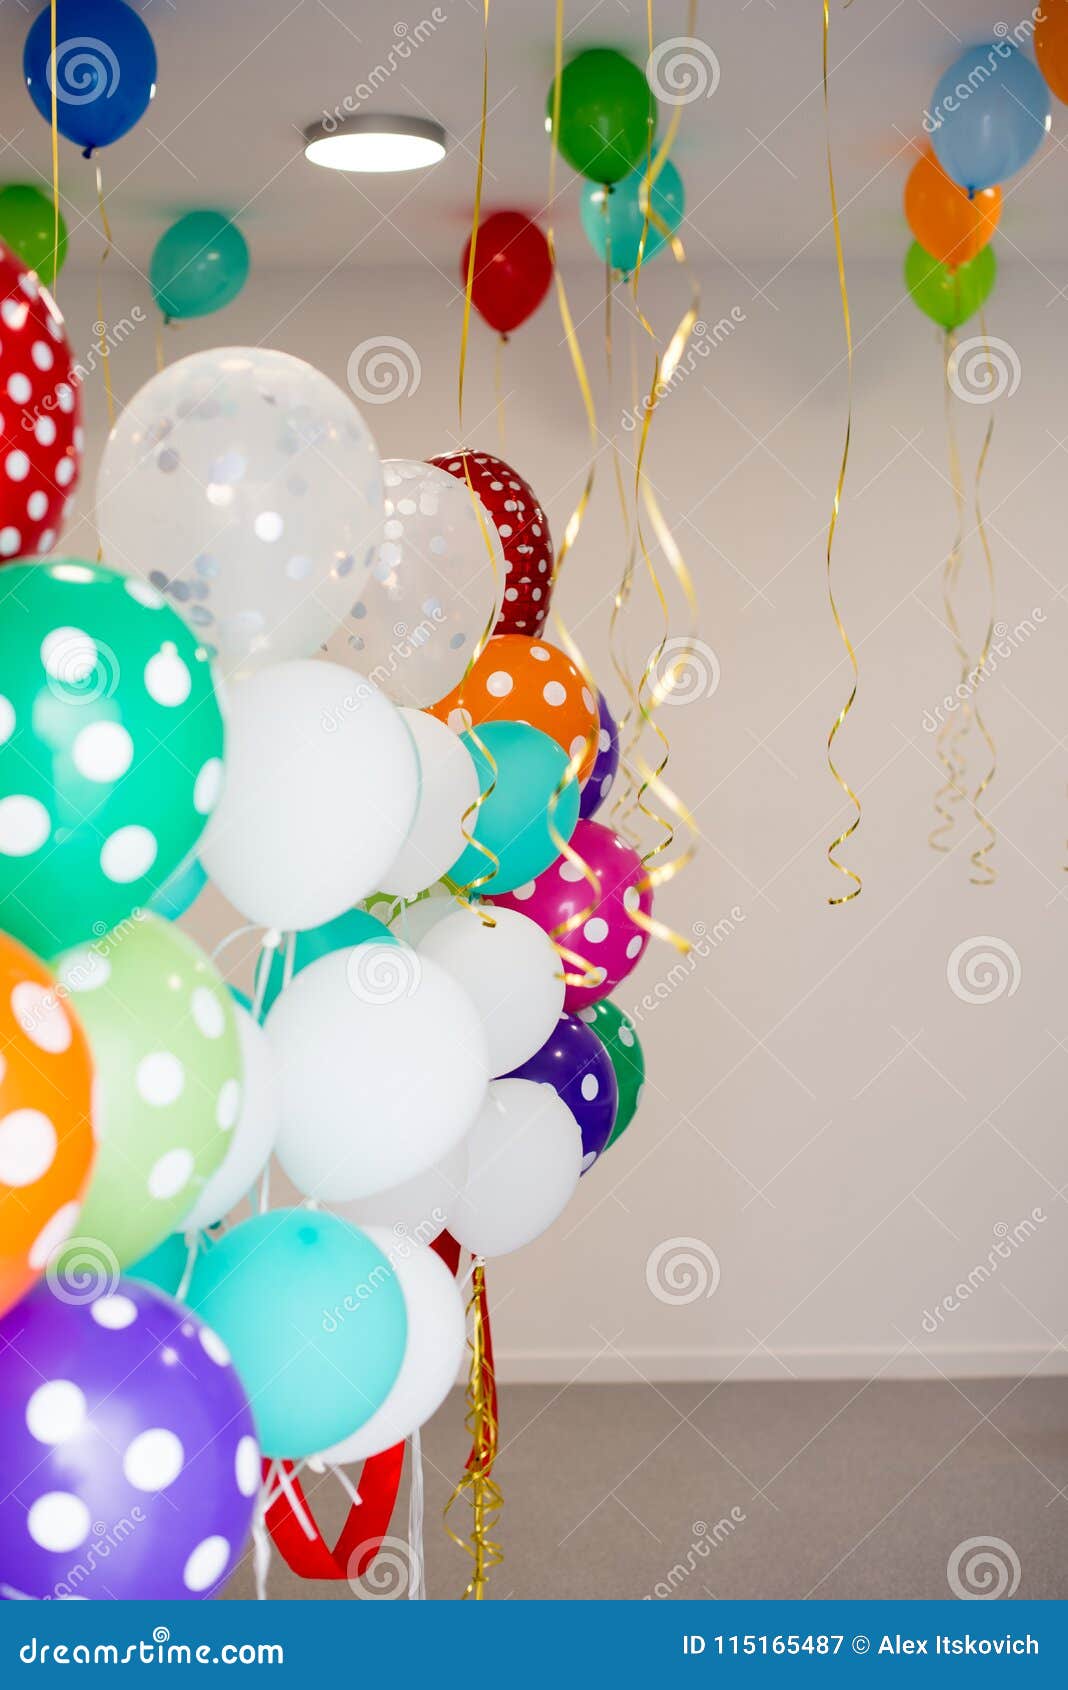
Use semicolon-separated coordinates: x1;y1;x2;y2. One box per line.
489;818;652;1012
0;241;81;563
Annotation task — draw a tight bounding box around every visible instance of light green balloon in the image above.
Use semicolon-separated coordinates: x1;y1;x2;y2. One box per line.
53;913;241;1268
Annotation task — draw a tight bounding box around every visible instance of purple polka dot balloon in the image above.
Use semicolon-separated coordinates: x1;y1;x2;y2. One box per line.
0;1279;259;1600
579;691;619;821
506;1012;619;1174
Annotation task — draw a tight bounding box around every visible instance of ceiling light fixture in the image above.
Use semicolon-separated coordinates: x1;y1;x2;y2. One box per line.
303;114;447;174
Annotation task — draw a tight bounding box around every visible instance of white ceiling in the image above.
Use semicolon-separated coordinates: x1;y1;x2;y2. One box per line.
0;0;1063;282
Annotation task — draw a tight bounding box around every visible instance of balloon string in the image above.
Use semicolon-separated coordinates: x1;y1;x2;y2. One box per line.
407;1430;426;1600
457;0;489;432
821;0;861;904
94;163;116;431
49;0;60;293
929;329;972;853
443;1262;502;1598
968;309;998;887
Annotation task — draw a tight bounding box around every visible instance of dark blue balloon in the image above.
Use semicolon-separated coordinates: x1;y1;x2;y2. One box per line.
24;0;157;155
579;690;620;821
507;1012;618;1173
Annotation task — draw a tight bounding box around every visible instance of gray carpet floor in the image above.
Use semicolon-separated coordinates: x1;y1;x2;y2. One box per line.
222;1379;1068;1601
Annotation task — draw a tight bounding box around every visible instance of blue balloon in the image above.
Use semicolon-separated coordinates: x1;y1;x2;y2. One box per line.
258;908;397;1019
581;159;685;272
927;42;1050;192
148;855;207;921
24;0;157;155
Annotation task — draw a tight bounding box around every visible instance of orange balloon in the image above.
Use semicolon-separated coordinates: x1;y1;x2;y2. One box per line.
429;634;600;781
0;931;95;1317
904;147;1001;268
1036;0;1068;105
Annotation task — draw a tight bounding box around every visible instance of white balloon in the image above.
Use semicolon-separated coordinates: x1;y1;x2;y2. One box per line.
180;1005;278;1231
200;659;418;931
333;1138;470;1243
95;347;383;678
319;1229;465;1464
348;459;503;707
450;1079;582;1257
419;906;564;1077
266;946;488;1200
380;710;479;898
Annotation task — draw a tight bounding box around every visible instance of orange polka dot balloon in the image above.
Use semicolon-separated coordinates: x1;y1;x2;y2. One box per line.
429;634;600;781
0;930;95;1317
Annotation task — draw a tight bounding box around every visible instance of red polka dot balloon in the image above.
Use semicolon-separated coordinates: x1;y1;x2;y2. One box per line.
0;240;81;564
428;450;553;637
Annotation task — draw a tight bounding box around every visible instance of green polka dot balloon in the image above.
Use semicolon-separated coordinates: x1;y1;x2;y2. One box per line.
578;999;645;1150
53;912;241;1268
0;559;224;958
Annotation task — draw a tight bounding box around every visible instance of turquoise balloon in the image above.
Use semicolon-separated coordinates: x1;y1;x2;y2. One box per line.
150;211;249;321
185;1210;407;1459
448;721;580;896
258;908;396;1018
127;1232;188;1297
148;855;207;920
581;160;685;272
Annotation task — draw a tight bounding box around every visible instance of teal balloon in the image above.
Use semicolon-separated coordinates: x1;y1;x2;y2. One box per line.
581;160;685;272
148;855;207;920
127;1232;188;1297
258;908;396;1018
150;211;249;321
448;721;580;896
185;1210;407;1459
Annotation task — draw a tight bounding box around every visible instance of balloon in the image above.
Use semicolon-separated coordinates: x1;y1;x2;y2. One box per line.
53;914;241;1269
318;1229;465;1464
380;709;480;898
450;1079;582;1256
0;184;67;279
928;42;1051;192
185;1210;407;1459
150;212;249;321
126;1230;187;1297
257;907;396;1020
490;818;652;1012
903;147;1000;268
95;347;383;679
333;1138;469;1243
506;1012;617;1172
0;560;224;958
580;690;620;820
148;855;207;921
371;882;462;947
0;243;81;561
0;932;94;1317
348;459;503;708
266;946;488;1201
1036;0;1068;104
447;722;580;896
0;1278;258;1599
428;451;554;638
199;660;418;932
461;210;552;335
180;1005;278;1232
581;158;684;272
23;0;157;155
905;241;996;329
578;999;645;1149
546;48;656;184
419;905;564;1077
430;633;599;781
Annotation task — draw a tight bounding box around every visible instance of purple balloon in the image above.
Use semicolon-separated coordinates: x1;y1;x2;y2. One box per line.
0;1279;259;1600
507;1012;618;1173
579;690;620;820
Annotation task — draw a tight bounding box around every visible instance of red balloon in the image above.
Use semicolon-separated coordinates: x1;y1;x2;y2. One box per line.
461;211;552;336
428;450;554;636
0;241;81;564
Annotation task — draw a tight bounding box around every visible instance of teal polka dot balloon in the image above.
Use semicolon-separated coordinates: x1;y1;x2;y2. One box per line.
0;559;224;957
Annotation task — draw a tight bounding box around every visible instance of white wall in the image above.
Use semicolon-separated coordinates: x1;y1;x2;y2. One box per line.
58;250;1068;1380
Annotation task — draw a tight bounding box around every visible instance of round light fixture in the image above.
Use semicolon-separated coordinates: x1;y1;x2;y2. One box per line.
303;115;447;174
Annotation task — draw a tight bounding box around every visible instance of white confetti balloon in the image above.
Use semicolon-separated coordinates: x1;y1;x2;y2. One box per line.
95;347;383;678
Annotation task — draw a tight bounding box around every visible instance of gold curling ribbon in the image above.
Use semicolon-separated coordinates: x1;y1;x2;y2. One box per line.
821;0;861;904
443;1262;502;1599
929;329;972;853
493;332;507;450
49;0;60;293
968;310;998;886
94;163;116;431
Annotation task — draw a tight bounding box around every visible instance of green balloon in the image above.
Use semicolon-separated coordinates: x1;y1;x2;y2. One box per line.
448;721;580;895
0;560;224;957
580;999;645;1148
150;211;249;320
53;913;242;1268
547;48;656;184
0;183;67;280
905;241;996;329
258;907;396;1017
